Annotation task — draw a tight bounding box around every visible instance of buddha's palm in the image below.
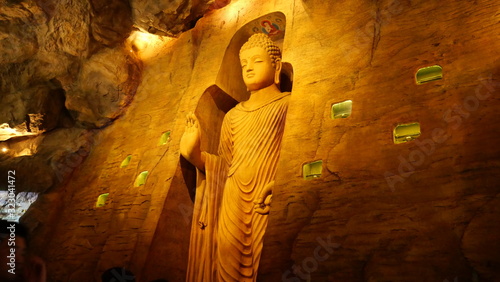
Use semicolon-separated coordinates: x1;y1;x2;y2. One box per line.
180;112;201;166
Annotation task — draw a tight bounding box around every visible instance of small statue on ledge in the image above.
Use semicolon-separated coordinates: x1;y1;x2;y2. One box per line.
181;33;290;282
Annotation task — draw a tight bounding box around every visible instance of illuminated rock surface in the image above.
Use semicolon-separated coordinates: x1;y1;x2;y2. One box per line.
130;0;219;36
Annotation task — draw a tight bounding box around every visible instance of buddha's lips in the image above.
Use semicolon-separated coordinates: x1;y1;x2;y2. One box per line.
246;73;255;78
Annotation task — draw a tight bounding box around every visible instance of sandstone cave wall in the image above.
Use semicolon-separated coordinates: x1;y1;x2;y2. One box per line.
20;0;500;281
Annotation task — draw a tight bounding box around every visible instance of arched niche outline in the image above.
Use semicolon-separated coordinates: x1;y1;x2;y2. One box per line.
183;12;293;201
175;12;293;282
215;11;292;103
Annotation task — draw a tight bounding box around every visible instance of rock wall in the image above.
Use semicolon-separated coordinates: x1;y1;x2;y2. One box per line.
2;0;499;281
261;0;500;281
0;0;216;192
0;0;142;195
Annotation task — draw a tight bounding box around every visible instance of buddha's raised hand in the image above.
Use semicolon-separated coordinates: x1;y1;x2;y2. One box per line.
180;112;204;170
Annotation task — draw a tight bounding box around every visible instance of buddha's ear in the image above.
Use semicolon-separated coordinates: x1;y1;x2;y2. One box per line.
274;58;282;85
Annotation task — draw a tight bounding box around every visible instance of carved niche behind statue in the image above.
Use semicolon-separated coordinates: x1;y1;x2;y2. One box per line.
180;12;293;282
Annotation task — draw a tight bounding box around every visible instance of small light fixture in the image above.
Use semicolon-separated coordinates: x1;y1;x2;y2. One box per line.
393;123;421;144
126;30;173;61
416;65;443;84
303;160;323;180
96;193;109;208
1;147;7;153
158;131;171;146
134;171;149;187
120;155;132;168
331;100;352;119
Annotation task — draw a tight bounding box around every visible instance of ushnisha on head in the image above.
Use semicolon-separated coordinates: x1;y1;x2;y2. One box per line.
239;34;283;91
240;33;281;68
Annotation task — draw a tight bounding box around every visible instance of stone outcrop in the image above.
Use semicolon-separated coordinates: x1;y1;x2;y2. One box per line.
0;84;67;139
64;47;142;128
0;0;141;193
130;0;219;36
0;3;38;64
0;128;97;193
89;0;133;47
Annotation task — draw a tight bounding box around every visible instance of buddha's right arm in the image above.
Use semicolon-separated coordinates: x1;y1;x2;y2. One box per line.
187;149;206;172
180;142;206;172
180;112;206;171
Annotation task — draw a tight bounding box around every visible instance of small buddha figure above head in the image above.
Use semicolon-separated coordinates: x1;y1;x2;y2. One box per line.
239;33;282;92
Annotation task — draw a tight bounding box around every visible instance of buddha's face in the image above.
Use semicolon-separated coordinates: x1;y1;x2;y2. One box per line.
240;47;277;92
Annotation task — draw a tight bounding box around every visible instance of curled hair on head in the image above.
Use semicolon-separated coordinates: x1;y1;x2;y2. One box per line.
240;33;282;67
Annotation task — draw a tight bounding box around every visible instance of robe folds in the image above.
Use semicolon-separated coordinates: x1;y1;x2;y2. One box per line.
186;92;290;282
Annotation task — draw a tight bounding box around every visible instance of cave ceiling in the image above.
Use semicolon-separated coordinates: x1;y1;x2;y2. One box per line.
0;0;224;193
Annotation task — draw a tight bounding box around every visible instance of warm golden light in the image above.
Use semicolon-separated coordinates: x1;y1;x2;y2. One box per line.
219;0;246;22
15;148;32;157
1;147;7;153
0;122;40;141
127;30;173;61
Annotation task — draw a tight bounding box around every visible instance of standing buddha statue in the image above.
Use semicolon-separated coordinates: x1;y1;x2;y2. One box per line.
181;33;290;282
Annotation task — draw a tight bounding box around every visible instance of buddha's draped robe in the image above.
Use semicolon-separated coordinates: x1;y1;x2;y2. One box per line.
186;92;290;282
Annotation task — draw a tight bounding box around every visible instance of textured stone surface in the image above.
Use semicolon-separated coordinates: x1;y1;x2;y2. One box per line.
130;0;217;36
64;47;142;128
0;0;141;194
0;84;67;139
22;30;198;280
0;128;97;193
47;0;91;57
1;0;498;281
260;1;500;281
90;0;133;47
462;195;500;280
0;3;38;64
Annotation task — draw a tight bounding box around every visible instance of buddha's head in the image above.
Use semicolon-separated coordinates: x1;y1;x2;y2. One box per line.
239;33;282;92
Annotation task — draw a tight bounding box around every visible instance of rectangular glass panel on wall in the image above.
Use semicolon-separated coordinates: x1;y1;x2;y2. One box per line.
120;155;132;168
303;160;323;180
96;193;109;208
393;123;421;144
331;100;352;119
416;65;443;84
134;171;149;187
